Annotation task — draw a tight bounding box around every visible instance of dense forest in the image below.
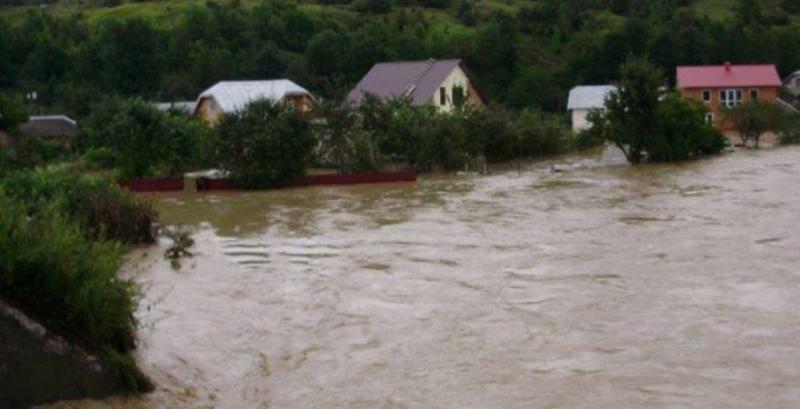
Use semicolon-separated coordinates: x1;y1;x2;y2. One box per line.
1;0;800;118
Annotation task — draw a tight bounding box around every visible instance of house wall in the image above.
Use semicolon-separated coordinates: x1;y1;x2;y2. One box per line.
196;94;314;126
785;75;800;97
285;94;314;112
196;97;224;125
571;109;592;132
680;86;779;131
428;66;485;112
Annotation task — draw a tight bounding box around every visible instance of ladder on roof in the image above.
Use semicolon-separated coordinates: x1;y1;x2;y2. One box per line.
402;59;436;98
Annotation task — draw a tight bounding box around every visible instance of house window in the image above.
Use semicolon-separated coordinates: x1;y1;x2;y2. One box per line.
701;89;711;102
704;112;714;125
720;89;742;108
749;89;759;101
439;87;447;105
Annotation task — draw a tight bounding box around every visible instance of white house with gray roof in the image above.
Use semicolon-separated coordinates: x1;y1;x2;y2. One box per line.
193;80;315;124
566;85;617;132
347;59;485;112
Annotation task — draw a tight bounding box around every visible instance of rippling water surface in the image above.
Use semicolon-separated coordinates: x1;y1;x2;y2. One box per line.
58;147;800;408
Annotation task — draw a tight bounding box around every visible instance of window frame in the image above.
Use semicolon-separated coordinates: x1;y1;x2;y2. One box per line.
749;88;759;101
439;87;447;106
701;89;711;103
720;88;743;108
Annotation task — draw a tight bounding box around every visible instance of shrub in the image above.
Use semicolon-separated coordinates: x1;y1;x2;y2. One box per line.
1;170;156;244
0;189;152;392
724;101;788;148
84;97;209;178
81;146;118;170
463;107;517;162
649;94;725;161
515;109;568;157
211;99;315;189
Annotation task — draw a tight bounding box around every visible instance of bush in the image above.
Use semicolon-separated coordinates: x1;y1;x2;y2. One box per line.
84;97;209;178
724;101;789;148
649;94;725;161
1;170;156;244
515;109;568;157
0;189;152;392
81;146;118;170
211;99;315;189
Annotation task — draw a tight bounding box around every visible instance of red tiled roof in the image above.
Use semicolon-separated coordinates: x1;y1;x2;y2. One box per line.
677;64;782;89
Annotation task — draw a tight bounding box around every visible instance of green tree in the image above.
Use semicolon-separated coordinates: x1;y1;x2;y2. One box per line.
724;101;787;148
596;57;664;164
96;19;162;96
0;93;28;133
211;99;314;188
648;94;725;161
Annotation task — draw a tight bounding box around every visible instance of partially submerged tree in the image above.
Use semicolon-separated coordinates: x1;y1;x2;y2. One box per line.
589;57;725;163
724;101;787;148
598;57;664;164
211;99;314;188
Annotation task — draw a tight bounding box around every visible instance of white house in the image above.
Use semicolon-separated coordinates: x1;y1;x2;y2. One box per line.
347;59;485;112
193;80;315;125
566;85;617;132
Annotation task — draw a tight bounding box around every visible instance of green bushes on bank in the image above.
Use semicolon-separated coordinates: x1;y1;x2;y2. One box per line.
1;170;156;244
0;188;153;392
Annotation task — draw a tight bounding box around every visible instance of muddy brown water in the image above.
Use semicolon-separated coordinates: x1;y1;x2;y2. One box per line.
51;147;800;408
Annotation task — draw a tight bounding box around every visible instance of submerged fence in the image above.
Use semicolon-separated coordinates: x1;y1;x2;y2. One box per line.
119;171;417;193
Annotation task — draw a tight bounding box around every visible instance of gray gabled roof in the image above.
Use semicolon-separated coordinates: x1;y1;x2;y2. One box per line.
194;80;314;113
567;85;617;110
347;59;465;106
18;115;80;138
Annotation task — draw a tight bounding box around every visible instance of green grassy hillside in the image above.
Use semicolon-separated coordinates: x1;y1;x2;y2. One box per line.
1;0;798;116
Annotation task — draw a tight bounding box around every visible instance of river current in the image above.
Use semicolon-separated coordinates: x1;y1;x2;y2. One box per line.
52;147;800;408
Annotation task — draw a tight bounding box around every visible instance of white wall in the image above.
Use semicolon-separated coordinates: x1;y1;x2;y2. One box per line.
786;75;800;97
571;109;591;132
430;66;475;113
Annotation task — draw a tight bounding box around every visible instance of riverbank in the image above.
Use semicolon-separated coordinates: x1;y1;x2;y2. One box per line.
49;146;800;408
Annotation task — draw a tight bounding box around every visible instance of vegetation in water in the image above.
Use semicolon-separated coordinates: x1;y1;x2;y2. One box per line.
163;226;195;270
587;57;725;163
724;101;797;147
210;99;315;188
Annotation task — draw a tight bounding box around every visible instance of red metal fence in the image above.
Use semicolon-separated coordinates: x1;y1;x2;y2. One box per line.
117;178;184;192
119;171;416;193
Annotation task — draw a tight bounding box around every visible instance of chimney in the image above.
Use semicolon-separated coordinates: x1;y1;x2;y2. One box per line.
724;61;731;72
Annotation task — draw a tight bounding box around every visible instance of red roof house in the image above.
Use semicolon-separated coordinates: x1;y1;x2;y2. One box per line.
676;63;782;131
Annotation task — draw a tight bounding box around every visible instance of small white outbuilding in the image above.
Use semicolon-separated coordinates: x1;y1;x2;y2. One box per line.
566;85;617;132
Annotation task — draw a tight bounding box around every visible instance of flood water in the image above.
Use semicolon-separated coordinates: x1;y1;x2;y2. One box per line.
56;147;800;408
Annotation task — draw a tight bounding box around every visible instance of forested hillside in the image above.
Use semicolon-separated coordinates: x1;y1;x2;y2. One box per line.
1;0;799;117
